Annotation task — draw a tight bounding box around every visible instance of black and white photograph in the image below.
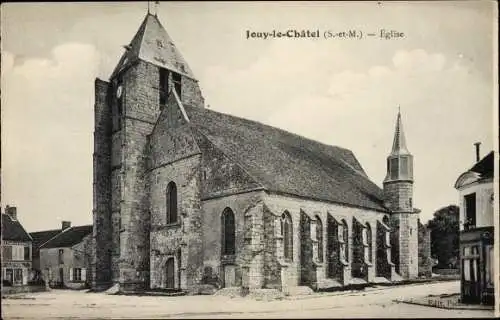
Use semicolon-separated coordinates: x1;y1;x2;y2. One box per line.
1;1;498;318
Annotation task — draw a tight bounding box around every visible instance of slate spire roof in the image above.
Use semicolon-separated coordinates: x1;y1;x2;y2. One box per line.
390;108;410;156
110;12;195;80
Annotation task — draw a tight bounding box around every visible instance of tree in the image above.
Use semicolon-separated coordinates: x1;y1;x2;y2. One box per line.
427;205;460;269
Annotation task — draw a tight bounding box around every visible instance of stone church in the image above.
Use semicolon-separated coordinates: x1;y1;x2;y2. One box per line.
92;12;429;293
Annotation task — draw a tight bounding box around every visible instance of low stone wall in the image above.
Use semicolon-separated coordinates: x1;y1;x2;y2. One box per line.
432;268;460;275
1;285;47;295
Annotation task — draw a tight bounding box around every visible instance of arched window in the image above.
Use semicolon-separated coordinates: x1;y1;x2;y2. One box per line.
166;182;178;224
281;212;293;261
365;223;372;262
221;208;236;255
341;219;349;262
316;216;323;263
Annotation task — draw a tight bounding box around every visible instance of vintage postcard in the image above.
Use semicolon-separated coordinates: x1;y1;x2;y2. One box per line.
1;1;498;318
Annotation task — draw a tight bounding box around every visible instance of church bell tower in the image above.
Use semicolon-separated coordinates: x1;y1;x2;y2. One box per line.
92;10;205;292
383;109;418;279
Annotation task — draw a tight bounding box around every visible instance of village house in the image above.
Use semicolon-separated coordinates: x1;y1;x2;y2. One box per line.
29;221;72;282
92;12;431;294
39;223;94;289
454;144;495;305
1;206;33;286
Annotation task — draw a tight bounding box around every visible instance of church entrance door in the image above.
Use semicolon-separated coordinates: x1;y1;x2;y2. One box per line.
223;265;236;287
165;258;175;289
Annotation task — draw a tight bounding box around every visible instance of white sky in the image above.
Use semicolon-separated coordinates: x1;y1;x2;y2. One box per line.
1;1;496;232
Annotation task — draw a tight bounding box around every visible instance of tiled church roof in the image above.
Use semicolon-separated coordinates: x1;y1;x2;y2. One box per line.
183;105;388;212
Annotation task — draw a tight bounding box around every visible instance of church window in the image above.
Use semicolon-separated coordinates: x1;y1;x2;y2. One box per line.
172;72;182;97
340;219;349;262
400;157;408;177
159;68;169;106
316;216;323;263
282;212;293;261
365;223;372;262
221;208;236;255
390;158;399;180
166;182;178;224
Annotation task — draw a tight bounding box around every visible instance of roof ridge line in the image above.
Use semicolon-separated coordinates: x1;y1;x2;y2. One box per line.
39;226;73;248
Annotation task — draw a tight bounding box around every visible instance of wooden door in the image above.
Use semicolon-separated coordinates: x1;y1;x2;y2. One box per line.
166;258;175;289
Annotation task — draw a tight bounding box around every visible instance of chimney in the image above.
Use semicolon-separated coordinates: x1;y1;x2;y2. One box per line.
5;206;17;220
474;142;481;162
62;221;71;231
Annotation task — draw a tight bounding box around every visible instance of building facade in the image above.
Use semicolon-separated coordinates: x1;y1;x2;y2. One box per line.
1;206;33;286
92;12;428;293
29;224;65;282
455;148;494;305
39;224;94;289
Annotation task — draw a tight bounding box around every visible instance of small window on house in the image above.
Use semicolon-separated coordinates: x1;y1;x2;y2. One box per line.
464;193;476;229
72;268;82;281
3;246;12;260
172;72;182;97
159;67;169;106
24;246;30;261
166;181;178;224
409;197;413;208
58;249;64;264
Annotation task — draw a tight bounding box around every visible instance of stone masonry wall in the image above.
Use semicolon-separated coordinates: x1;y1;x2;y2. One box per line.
383;181;413;212
115;60;160;291
201;191;265;289
263;193;387;289
397;213;419;279
92;78;112;289
149;154;203;291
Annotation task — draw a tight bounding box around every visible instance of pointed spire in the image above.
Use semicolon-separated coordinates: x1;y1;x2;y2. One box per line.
110;11;195;80
390;107;410;156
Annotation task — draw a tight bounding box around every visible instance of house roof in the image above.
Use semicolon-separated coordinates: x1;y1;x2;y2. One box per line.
30;229;62;250
470;151;494;178
1;213;32;242
40;225;93;249
182;105;388;212
110;13;195;80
